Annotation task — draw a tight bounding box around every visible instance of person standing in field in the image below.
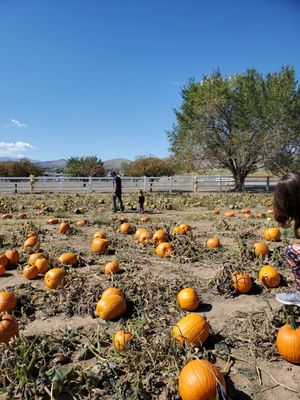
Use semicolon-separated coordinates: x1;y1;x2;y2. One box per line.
273;172;300;306
138;189;145;213
111;171;124;213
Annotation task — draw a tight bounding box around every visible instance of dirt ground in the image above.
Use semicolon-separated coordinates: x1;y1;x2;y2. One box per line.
0;192;299;399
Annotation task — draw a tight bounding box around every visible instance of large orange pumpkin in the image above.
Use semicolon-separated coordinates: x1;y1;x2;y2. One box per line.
102;287;124;299
44;268;67;289
91;238;109;254
172;314;209;347
96;294;126;320
93;231;107;239
232;273;252;293
0;254;9;268
0;314;19;345
152;229;168;245
177;288;200;311
23;265;39;280
35;258;49;274
0;265;6;276
178;359;226;400
258;265;281;288
0;291;17;312
5;249;20;266
276;317;300;364
253;242;269;258
120;223;132;234
113;330;133;352
156;242;174;257
28;253;45;266
58;221;70;234
104;259;120;275
58;252;78;266
263;227;281;241
206;237;220;249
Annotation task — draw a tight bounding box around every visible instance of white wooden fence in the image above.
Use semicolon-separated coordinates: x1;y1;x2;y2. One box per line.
0;175;279;194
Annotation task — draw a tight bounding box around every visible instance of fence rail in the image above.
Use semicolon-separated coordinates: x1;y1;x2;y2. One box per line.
0;175;279;194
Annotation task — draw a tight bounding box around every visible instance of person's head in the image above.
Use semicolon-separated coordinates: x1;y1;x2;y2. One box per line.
111;171;116;177
273;172;300;229
139;189;143;195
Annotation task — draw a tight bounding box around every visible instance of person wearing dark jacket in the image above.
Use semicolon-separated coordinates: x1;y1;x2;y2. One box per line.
111;171;124;212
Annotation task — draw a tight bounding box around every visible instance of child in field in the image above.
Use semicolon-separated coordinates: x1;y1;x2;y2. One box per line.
138;190;145;213
273;172;300;306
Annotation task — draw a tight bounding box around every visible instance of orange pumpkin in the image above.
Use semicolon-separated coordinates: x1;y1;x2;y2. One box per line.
113;330;133;352
76;219;87;227
44;268;67;289
263;227;281;241
91;238;109;254
140;216;150;223
93;231;107;239
96;294;126;320
134;228;148;240
0;314;19;345
58;221;70;234
243;213;252;219
0;265;6;276
172;313;209;347
47;217;59;225
232;273;252;293
138;229;150;244
180;223;190;233
23;235;40;250
104;259;120;275
35;258;49;274
0;291;17;312
178;359;226;400
120;223;132;234
224;211;235;217
206;237;220;249
156;242;174;257
23;265;39;280
253;242;269;258
28;253;45;266
267;209;274;215
0;254;9;268
102;287;124;299
58;252;78;266
172;226;185;235
152;229;168;245
177;288;200;311
276;317;300;364
258;265;281;288
4;249;20;266
211;209;220;215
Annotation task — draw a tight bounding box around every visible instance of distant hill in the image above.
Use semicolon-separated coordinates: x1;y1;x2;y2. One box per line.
103;158;131;172
37;159;67;169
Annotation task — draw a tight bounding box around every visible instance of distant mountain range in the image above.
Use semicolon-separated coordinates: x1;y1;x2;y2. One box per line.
0;157;131;171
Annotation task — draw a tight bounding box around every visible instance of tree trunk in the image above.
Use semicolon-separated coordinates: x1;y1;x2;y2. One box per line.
232;172;246;192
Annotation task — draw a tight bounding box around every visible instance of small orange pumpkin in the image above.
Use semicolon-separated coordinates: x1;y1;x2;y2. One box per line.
58;253;78;266
276;317;300;364
35;258;49;274
0;314;19;345
177;288;200;311
23;265;39;280
0;291;17;312
263;227;281;241
258;265;281;288
180;223;190;233
113;330;133;352
138;229;150;244
44;268;67;289
23;235;40;250
0;254;9;268
206;237;220;249
178;359;226;400
4;249;20;266
172;226;185;235
120;222;132;234
76;219;87;227
140;216;150;223
253;242;269;258
28;253;45;266
224;211;235;217
232;273;252;293
172;313;209;347
91;238;109;254
156;242;174;257
96;294;126;320
134;228;148;239
152;229;168;245
93;231;107;239
241;208;251;214
104;259;120;275
58;221;70;234
243;213;252;219
47;217;59;225
211;209;220;215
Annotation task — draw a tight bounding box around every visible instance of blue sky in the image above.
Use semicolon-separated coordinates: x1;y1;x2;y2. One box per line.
0;0;299;161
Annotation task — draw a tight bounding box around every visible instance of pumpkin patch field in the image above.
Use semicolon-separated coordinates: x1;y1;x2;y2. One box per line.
0;192;299;400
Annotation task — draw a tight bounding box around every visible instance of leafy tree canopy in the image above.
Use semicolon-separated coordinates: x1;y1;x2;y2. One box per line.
0;159;44;177
66;156;105;177
123;156;176;176
168;67;300;189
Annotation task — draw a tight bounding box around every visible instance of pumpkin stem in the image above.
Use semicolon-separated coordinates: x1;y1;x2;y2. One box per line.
287;315;298;330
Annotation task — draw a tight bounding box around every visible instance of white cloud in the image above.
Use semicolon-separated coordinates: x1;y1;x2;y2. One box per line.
0;141;36;157
3;119;27;128
170;81;180;86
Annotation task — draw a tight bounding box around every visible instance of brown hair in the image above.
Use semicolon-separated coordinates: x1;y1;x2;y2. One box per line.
273;172;300;238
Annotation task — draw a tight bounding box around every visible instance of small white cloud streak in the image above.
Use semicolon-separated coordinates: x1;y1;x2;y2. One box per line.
0;141;36;157
2;118;27;128
170;81;180;86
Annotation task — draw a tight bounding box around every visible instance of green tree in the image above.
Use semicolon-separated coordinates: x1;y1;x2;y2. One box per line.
0;159;44;176
168;67;300;190
66;156;105;177
123;156;175;176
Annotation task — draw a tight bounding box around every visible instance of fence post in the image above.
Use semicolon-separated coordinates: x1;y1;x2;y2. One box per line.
169;177;172;193
219;175;222;192
144;176;147;192
89;176;92;192
60;176;64;193
14;183;18;194
193;176;197;192
266;176;270;193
